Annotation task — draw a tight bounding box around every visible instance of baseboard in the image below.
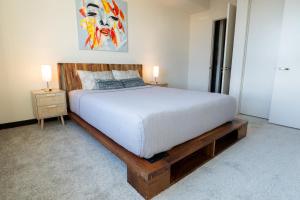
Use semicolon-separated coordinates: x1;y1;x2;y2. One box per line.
0;116;69;130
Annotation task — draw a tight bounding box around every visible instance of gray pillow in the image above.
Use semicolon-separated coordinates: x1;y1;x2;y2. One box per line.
121;78;145;88
95;79;124;90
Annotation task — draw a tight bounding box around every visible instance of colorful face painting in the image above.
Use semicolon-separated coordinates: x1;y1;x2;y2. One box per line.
76;0;128;51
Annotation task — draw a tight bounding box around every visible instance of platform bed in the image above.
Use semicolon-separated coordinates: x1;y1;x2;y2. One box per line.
70;112;247;199
58;63;248;199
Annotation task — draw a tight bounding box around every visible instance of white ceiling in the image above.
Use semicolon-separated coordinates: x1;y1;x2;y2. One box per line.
159;0;210;14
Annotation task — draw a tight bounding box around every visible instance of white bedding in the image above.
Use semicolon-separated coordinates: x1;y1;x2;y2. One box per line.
69;86;236;158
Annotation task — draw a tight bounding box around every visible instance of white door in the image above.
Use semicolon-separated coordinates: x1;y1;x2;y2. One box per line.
240;0;284;118
269;0;300;129
222;3;236;94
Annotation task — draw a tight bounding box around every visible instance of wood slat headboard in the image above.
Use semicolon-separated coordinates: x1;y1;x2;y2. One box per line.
58;63;143;93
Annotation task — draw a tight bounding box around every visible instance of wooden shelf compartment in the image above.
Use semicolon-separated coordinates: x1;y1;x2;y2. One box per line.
215;130;239;155
170;142;215;183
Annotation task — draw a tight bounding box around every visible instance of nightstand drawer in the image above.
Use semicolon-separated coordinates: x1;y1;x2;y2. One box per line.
36;93;65;106
38;104;67;118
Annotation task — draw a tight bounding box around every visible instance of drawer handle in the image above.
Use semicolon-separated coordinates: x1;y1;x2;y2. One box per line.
46;94;56;97
47;105;57;108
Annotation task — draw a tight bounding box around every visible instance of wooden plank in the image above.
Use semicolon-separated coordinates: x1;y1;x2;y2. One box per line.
127;167;170;200
205;141;216;158
163;119;247;165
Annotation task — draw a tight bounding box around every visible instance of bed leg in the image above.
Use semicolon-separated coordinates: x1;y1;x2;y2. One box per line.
204;141;216;158
237;122;248;139
127;167;171;199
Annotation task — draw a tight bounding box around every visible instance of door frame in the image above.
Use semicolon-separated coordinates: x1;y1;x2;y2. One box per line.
229;0;252;113
208;17;227;92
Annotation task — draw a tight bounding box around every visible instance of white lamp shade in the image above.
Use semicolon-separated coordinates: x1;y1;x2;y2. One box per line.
153;66;160;78
41;65;52;82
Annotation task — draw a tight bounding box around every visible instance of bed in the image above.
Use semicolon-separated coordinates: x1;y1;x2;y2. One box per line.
58;63;247;199
69;86;237;158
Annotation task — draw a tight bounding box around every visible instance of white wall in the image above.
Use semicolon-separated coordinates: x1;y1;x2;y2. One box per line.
0;0;190;124
158;0;210;14
240;0;284;118
188;0;237;91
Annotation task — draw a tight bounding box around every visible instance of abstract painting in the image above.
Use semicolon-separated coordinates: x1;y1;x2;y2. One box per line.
75;0;128;51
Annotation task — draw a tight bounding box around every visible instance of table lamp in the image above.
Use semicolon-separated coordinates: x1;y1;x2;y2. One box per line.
41;65;52;91
153;66;159;84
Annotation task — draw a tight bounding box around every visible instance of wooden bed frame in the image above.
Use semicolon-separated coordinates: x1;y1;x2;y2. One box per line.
58;63;248;199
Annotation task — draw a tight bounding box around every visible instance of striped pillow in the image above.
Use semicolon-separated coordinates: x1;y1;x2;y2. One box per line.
121;78;145;88
95;80;124;90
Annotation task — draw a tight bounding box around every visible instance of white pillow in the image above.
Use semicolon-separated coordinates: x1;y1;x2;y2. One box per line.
77;70;113;90
112;70;141;80
94;71;114;80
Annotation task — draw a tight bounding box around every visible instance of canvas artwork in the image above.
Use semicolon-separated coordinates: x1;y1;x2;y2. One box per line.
76;0;128;51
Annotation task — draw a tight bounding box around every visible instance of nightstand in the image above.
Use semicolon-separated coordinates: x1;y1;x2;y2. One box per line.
146;83;168;87
31;89;67;129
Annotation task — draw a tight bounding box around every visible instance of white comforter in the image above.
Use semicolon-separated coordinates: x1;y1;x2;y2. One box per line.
69;86;236;158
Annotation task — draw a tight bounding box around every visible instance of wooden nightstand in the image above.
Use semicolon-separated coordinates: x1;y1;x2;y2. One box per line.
146;83;168;87
31;89;67;129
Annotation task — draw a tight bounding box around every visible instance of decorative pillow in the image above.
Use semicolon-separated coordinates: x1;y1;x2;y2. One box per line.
77;70;114;90
128;70;141;78
95;79;124;90
121;78;145;88
112;70;141;80
93;71;114;80
77;70;95;90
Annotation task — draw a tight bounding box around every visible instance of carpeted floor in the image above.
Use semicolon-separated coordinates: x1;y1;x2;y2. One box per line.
1;115;300;200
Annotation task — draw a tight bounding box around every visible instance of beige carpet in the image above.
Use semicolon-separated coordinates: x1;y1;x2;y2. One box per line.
1;115;300;200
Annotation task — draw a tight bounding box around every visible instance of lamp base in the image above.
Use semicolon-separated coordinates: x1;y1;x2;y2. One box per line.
150;81;159;85
43;82;52;92
154;77;158;85
43;88;52;92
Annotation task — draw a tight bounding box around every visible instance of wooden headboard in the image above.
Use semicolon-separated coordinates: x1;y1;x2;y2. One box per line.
58;63;143;93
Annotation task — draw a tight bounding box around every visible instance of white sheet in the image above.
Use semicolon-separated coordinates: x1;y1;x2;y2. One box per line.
69;86;236;158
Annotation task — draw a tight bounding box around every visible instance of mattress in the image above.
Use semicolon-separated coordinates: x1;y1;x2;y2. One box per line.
69;86;236;158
